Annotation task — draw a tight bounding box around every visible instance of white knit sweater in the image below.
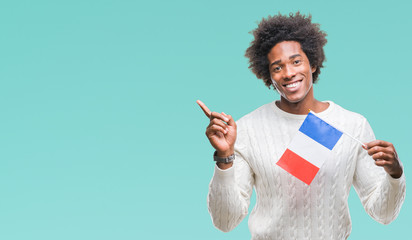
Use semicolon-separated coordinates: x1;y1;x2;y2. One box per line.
207;101;405;240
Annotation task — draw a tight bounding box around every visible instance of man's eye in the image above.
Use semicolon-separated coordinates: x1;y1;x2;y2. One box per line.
294;60;301;64
273;66;281;72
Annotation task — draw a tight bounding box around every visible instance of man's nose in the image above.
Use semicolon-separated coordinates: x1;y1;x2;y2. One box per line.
283;65;296;80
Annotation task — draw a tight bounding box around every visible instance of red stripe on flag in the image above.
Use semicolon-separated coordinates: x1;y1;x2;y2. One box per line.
276;149;320;185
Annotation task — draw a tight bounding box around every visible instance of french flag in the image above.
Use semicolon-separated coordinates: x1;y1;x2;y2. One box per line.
276;112;343;185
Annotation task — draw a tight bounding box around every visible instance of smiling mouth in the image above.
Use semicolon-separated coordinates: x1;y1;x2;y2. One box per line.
284;80;302;88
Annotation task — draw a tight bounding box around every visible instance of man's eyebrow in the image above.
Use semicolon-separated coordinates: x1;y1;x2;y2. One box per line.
289;54;301;59
270;54;302;67
270;60;281;67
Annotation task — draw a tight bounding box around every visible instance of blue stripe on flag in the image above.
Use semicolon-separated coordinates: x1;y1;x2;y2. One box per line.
299;112;343;150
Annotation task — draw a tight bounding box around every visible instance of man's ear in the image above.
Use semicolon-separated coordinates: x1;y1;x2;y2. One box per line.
311;66;316;73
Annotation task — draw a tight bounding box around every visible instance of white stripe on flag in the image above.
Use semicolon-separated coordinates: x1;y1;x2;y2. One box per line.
288;131;332;168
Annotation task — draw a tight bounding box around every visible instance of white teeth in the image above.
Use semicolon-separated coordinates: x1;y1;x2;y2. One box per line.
286;81;300;88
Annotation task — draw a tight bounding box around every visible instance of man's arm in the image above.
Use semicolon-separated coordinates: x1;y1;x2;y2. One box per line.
197;100;254;232
207;150;254;232
353;119;405;224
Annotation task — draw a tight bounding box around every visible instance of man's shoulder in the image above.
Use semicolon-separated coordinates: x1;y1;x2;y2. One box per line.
330;102;367;120
328;101;369;129
236;101;275;125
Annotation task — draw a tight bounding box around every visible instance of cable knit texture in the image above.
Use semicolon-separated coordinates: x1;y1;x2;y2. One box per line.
207;101;406;240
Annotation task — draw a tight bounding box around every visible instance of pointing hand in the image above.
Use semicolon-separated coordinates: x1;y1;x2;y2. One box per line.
196;100;237;158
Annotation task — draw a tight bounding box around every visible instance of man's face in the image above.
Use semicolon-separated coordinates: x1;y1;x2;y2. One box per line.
267;41;315;104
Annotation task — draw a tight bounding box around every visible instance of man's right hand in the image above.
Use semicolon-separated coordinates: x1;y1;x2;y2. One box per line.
197;100;237;169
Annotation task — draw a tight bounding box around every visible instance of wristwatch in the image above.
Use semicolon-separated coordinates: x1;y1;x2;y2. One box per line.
213;151;235;164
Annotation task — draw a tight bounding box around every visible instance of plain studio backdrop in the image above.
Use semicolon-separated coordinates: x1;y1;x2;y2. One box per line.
0;0;410;239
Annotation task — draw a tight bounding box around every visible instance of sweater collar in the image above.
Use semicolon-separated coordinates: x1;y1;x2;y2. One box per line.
271;100;335;120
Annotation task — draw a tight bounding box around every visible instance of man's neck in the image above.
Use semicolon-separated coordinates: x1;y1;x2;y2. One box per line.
276;97;329;115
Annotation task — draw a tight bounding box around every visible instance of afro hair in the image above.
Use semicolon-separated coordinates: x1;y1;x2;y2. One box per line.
245;12;327;88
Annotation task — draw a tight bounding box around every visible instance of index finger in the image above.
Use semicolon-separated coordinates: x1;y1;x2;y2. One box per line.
196;100;211;118
365;140;393;149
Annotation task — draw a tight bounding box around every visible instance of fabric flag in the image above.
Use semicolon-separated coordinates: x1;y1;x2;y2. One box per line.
276;112;343;185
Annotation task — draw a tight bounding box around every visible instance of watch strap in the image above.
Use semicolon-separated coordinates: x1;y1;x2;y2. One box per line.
213;151;235;164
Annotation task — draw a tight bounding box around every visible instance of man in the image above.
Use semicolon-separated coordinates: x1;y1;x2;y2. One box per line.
197;12;405;239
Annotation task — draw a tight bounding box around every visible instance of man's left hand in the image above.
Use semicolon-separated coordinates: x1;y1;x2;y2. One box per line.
364;140;403;179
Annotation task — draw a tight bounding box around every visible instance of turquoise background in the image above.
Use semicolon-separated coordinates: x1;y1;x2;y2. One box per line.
0;0;410;239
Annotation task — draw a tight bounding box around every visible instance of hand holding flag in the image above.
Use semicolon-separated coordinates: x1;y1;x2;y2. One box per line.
310;112;402;178
364;140;403;178
276;111;404;184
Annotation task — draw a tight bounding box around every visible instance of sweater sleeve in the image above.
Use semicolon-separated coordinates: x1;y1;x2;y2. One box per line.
207;124;255;232
352;118;406;224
